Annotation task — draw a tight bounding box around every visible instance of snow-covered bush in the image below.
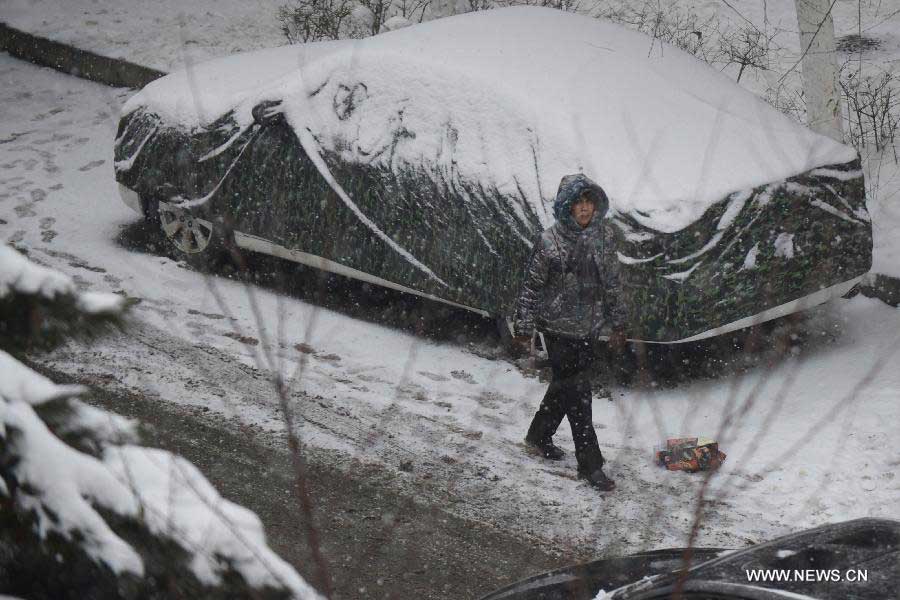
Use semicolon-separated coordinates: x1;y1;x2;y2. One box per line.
494;0;582;11
766;62;900;160
277;0;584;42
0;245;126;352
718;25;780;83
593;0;721;64
839;65;900;157
278;0;429;41
381;14;412;31
0;245;321;600
277;0;358;42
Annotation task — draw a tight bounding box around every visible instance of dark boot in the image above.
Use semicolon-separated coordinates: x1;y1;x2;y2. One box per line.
524;436;567;461
576;448;614;492
577;465;616;492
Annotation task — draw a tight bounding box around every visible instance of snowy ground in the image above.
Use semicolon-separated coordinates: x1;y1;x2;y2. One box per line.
1;0;287;73
1;50;899;563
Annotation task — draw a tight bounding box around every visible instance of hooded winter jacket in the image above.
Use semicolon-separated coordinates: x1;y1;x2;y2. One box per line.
514;174;627;339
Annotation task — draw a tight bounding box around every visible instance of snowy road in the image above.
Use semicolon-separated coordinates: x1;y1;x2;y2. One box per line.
2;52;899;564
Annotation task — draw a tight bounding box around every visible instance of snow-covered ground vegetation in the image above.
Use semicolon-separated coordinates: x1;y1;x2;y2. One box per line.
0;247;320;598
1;0;899;587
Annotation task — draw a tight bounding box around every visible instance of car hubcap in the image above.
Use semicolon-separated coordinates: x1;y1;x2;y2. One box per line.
159;202;213;254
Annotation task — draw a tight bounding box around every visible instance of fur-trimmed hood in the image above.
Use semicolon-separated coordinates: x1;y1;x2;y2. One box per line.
552;174;610;226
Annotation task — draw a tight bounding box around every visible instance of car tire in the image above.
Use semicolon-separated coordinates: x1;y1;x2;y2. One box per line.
156;200;237;274
841;283;861;299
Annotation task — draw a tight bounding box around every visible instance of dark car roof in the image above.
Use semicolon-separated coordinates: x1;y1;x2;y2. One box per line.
480;548;728;600
615;518;899;599
481;519;899;600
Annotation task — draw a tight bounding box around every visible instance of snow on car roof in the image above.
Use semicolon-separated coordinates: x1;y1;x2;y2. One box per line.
125;6;856;233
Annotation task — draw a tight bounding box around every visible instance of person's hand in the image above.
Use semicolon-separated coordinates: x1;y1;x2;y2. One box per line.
608;329;628;354
511;335;533;357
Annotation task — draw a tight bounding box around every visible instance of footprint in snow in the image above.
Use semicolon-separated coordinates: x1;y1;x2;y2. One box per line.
39;217;55;229
14;203;35;218
31;189;47;202
68;260;106;273
418;371;450;382
0;131;33;145
78;159;106;172
222;332;259;346
316;353;342;363
30;107;65;122
187;308;227;320
33;133;72;146
473;391;502;410
450;370;477;384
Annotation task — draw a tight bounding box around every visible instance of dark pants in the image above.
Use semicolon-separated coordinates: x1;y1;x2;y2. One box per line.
525;334;604;472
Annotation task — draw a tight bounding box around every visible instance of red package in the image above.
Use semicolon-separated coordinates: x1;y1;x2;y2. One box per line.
655;438;726;472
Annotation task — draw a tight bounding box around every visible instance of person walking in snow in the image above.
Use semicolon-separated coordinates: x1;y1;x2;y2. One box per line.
513;173;627;492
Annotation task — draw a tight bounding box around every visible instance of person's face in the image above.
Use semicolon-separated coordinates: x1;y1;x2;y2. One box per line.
570;195;596;228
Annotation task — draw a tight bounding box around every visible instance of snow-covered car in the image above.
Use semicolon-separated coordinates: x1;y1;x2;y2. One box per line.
480;518;899;600
114;7;872;343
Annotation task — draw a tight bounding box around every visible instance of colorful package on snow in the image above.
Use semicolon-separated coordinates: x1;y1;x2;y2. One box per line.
655;437;726;472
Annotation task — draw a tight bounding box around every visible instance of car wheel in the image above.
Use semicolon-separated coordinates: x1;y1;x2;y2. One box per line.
841;282;861;299
157;201;236;273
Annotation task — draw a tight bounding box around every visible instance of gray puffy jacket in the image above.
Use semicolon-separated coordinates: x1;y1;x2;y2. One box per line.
514;174;627;339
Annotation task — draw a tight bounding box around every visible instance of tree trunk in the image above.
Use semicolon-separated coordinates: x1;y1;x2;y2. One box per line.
795;0;844;142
